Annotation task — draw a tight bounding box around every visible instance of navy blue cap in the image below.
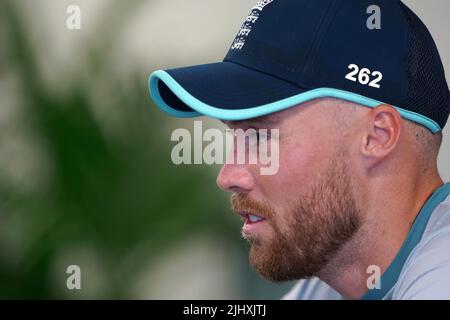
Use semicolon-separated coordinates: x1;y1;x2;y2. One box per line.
149;0;450;133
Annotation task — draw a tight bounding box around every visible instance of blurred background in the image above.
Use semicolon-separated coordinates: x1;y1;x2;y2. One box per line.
0;0;449;299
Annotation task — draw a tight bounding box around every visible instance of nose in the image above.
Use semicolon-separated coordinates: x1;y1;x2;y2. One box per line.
216;163;255;193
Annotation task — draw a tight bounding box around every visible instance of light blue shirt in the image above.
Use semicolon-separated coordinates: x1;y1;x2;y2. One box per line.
283;182;450;300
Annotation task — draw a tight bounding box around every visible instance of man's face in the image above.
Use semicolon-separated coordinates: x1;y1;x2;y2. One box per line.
217;99;363;282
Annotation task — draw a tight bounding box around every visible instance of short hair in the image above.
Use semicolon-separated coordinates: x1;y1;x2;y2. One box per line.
328;98;443;171
404;120;443;170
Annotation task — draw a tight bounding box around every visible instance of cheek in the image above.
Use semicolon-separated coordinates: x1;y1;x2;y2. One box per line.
257;138;329;205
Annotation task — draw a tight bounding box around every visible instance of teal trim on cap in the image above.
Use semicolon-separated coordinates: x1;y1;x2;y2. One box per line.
362;183;450;300
148;71;200;118
148;70;442;133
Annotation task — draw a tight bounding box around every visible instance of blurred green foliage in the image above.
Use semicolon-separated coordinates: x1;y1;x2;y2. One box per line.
0;0;292;299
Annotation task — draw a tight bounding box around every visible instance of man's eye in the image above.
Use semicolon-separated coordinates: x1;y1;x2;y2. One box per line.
255;130;269;144
244;130;270;148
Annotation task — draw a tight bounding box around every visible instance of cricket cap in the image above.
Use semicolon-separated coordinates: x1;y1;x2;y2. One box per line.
149;0;450;132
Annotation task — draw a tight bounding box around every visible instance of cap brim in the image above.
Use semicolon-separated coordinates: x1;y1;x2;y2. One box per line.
148;61;442;133
149;61;307;120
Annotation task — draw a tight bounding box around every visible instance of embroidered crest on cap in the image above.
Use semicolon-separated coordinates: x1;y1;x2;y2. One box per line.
230;0;275;51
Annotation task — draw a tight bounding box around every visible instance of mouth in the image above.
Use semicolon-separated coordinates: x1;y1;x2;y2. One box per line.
235;210;266;223
235;210;268;235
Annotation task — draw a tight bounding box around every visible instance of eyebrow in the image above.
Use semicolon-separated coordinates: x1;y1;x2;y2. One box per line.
222;114;281;128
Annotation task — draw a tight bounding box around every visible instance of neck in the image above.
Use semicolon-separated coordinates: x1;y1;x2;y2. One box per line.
317;172;444;299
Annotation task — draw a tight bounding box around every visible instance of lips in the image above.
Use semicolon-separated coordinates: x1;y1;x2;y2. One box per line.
235;211;266;224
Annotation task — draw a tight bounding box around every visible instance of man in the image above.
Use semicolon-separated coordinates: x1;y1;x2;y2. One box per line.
148;0;450;299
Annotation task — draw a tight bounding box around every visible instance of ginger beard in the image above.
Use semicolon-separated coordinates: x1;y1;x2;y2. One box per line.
231;149;362;282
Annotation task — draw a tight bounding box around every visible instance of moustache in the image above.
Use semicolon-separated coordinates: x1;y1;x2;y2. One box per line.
231;193;275;221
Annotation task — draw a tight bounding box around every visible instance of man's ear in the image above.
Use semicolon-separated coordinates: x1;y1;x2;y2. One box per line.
359;104;403;168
